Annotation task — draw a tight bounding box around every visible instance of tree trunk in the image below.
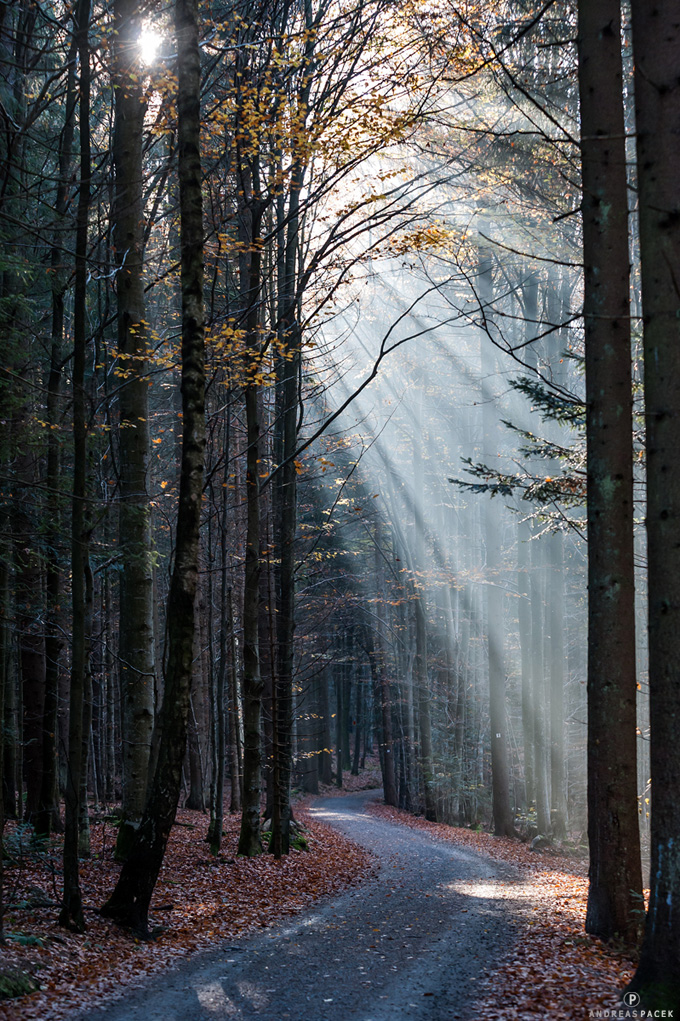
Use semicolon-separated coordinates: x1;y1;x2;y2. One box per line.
628;0;680;1004
577;0;642;945
112;0;155;861
60;0;91;932
319;668;333;785
208;446;230;852
237;205;265;857
100;0;205;932
479;239;513;837
531;531;550;836
36;30;76;838
549;530;567;839
335;662;343;789
365;625;397;807
185;693;205;811
227;586;242;813
351;673;363;776
517;515;534;814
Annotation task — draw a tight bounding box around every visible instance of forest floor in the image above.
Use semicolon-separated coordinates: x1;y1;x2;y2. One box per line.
0;769;379;1020
1;769;636;1020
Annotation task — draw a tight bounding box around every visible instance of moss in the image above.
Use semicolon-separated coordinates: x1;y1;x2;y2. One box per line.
0;970;40;1000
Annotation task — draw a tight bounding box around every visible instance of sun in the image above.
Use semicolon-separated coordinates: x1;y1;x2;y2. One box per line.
138;26;162;66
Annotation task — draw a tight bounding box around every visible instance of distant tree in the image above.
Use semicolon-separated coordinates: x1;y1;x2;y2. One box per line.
479;240;514;838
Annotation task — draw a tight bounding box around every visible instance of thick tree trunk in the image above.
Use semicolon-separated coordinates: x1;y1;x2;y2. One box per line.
628;0;680;1005
112;0;155;861
577;0;642;945
100;0;205;932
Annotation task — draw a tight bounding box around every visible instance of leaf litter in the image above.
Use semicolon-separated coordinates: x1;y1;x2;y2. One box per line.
0;803;374;1020
2;782;638;1021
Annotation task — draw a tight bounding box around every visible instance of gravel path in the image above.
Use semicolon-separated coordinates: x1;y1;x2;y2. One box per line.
79;790;524;1021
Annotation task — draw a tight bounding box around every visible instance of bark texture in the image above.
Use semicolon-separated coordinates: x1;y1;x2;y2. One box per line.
628;0;680;1006
577;0;642;945
112;0;155;861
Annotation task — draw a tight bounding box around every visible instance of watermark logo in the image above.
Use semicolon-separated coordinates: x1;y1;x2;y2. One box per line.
623;993;640;1008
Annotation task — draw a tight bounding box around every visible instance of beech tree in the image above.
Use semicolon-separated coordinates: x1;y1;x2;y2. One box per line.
112;0;156;862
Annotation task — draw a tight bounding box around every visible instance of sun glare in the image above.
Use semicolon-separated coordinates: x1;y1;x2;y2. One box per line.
138;26;162;66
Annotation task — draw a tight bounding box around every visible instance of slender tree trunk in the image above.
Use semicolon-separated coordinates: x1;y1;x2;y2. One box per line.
100;0;205;932
628;0;680;1004
352;674;363;776
577;0;642;945
411;403;437;822
60;0;91;931
365;626;397;806
78;561;94;858
517;516;534;813
237;206;265;856
185;693;205;811
479;239;513;837
208;442;230;852
36;33;76;839
15;518;45;823
335;661;343;789
271;207;302;855
227;587;242;813
319;668;333;785
549;530;567;838
531;531;551;836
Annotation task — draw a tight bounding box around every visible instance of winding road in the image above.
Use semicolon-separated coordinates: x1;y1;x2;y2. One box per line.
80;791;524;1020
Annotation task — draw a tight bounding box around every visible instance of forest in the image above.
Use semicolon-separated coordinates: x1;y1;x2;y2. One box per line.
0;0;679;1015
